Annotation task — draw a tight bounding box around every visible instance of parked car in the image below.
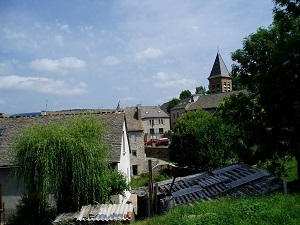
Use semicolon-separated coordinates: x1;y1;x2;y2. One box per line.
155;138;169;146
144;139;157;146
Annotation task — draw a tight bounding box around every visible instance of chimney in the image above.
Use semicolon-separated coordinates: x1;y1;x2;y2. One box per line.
137;104;142;120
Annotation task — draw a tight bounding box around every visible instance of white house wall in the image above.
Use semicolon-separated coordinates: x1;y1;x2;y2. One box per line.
110;121;131;204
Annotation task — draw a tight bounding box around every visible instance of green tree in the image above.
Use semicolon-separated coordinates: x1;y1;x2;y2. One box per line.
169;109;236;172
179;90;192;100
195;86;209;95
12;115;128;215
167;97;180;113
215;92;267;164
231;0;300;179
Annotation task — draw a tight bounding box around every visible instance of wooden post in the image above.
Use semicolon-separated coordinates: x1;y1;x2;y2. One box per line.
155;183;158;214
148;160;154;215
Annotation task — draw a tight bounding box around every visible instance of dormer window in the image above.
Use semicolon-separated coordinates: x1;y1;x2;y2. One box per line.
0;128;5;136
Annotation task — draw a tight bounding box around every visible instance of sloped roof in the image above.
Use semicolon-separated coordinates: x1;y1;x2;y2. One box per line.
0;110;125;167
208;52;230;79
140;106;170;119
124;107;144;132
132;163;281;206
171;97;192;110
159;102;169;114
187;90;246;111
53;203;134;224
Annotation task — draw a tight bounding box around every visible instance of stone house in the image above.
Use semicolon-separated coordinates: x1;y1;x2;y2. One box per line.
125;104;170;175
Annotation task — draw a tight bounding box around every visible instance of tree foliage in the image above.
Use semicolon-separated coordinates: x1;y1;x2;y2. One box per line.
167;97;180;113
179;90;192;100
231;0;300;179
12;115;128;214
215;92;268;164
169;110;236;172
195;86;209;95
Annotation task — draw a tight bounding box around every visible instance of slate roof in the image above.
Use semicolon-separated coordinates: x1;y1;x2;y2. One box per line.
132;163;281;206
171;97;192;110
0;110;125;167
208;52;231;79
159;102;169;114
53;203;134;224
139;106;170;119
124;107;144;132
187;90;246;111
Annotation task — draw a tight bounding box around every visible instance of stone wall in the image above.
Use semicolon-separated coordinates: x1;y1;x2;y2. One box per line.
145;147;170;158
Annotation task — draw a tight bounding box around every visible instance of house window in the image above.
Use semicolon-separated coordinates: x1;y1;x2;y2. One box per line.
173;113;175;118
132;150;137;157
150;128;154;134
130;134;136;142
154;128;159;134
132;165;138;175
0;128;5;136
159;128;164;134
177;112;179;118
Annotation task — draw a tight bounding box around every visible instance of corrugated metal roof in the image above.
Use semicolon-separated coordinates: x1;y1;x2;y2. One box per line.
53;203;134;224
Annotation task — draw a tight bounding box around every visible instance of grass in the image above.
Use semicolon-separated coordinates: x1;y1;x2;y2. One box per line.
131;159;300;225
132;193;300;225
130;173;172;188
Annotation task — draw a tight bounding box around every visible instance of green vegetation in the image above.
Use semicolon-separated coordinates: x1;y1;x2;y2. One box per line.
231;0;300;180
170;109;236;172
167;98;180;113
179;90;192;100
11;115;128;223
130;173;172;188
132;193;300;225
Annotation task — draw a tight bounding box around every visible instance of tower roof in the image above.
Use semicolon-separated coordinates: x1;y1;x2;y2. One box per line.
116;101;123;112
208;52;230;79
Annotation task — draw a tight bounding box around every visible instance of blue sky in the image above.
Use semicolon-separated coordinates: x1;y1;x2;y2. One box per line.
0;0;274;114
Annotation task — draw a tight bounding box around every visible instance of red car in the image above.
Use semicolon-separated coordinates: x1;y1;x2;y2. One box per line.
155;138;169;146
144;139;157;146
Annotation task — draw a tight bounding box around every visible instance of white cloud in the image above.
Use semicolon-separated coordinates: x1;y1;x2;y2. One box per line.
153;71;197;89
135;48;164;62
103;56;120;66
55;35;64;46
59;24;71;33
29;57;86;75
0;75;87;96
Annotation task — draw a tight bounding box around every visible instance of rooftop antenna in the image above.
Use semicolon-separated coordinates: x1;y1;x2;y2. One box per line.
217;45;220;53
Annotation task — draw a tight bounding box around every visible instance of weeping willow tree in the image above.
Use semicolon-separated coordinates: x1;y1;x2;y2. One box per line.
11;115;128;214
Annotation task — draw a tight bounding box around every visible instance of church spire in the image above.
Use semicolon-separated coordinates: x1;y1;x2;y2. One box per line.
116;101;123;112
208;51;232;94
208;52;230;79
